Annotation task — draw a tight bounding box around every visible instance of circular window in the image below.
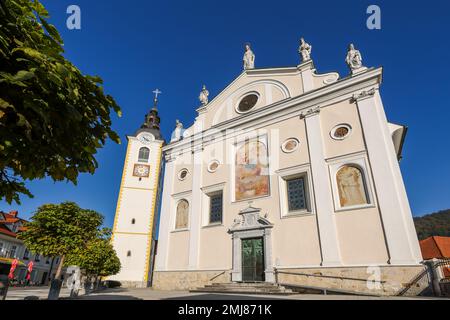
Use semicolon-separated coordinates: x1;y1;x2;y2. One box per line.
178;168;189;180
281;138;300;153
207;160;220;173
331;124;352;140
237;93;259;113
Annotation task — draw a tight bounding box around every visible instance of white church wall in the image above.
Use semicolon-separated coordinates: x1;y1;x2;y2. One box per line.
202;70;302;130
167;231;190;270
335;208;389;265
320;101;366;160
272;215;322;267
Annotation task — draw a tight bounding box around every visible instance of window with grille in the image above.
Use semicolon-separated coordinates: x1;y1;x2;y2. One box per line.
287;177;307;212
209;192;223;224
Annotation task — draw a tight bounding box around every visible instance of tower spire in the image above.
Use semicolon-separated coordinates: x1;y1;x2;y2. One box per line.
137;88;163;140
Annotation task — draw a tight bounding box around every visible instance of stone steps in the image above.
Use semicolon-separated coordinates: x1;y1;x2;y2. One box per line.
190;282;296;295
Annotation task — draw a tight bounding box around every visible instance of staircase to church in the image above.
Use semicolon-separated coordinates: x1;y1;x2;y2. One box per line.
190;282;296;295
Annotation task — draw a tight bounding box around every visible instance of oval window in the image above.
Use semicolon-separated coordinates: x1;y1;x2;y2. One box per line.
178;169;189;180
281;138;299;153
208;160;220;173
331;124;352;140
237;93;258;113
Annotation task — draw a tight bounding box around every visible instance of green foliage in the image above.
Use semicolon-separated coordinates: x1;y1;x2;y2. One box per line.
414;209;450;240
0;0;121;204
66;231;121;277
19;201;121;278
18;201;103;257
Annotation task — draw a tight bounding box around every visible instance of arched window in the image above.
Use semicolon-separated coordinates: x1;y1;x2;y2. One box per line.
175;199;189;229
336;165;369;207
138;147;150;162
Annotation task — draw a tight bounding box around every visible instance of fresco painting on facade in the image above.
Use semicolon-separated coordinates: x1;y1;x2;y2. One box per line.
175;200;189;230
235;140;270;201
336;166;368;207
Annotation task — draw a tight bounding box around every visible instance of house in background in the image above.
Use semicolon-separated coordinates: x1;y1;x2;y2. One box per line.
0;211;61;285
419;236;450;296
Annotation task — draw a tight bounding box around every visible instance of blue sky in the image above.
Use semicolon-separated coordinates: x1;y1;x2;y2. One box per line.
2;0;450;227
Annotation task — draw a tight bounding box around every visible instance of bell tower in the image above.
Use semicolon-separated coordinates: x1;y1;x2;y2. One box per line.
109;90;164;287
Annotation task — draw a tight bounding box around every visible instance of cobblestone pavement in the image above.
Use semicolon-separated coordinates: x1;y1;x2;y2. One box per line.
74;288;433;300
5;286;439;300
5;286;72;300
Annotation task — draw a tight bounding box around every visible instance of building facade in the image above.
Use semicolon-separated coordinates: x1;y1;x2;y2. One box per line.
0;211;61;285
152;41;423;295
108;94;164;287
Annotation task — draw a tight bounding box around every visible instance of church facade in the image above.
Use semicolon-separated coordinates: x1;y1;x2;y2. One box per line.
151;41;423;295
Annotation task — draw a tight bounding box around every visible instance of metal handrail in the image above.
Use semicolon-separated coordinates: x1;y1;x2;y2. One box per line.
209;271;226;282
396;267;430;296
274;268;386;283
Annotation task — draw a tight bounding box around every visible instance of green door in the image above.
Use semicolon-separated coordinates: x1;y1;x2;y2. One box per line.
241;237;265;282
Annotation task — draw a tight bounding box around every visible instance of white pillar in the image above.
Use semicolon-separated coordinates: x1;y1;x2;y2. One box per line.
154;157;174;271
303;109;342;266
298;60;315;93
356;89;422;265
188;114;205;269
188;145;203;269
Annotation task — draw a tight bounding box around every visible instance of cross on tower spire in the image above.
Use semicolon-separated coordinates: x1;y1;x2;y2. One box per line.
152;88;162;110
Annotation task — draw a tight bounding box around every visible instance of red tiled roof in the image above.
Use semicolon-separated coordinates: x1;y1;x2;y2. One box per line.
420;236;450;259
0;225;17;238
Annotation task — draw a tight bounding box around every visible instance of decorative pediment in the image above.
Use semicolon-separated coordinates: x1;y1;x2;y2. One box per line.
228;205;273;233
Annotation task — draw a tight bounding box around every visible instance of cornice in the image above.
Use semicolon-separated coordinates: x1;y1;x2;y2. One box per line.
350;87;377;103
164;67;383;157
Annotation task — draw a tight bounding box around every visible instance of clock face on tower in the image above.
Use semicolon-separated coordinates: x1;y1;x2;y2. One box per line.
133;164;150;178
138;133;153;145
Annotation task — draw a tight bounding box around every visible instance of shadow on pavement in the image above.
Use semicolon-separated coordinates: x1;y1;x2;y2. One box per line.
75;294;142;300
163;294;286;300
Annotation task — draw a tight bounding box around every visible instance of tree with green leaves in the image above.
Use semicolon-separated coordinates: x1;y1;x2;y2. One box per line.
19;201;104;280
66;229;121;281
0;0;121;204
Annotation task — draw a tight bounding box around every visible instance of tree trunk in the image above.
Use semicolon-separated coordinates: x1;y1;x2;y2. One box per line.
54;255;65;280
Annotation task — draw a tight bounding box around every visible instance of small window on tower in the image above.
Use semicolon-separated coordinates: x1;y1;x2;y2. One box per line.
131;218;135;224
138;147;150;162
127;250;131;257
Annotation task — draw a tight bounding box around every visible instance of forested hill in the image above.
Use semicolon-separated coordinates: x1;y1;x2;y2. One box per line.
414;209;450;240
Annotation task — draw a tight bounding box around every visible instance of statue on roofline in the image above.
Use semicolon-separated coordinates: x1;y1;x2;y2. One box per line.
243;43;255;70
298;37;312;62
199;85;209;106
345;43;364;73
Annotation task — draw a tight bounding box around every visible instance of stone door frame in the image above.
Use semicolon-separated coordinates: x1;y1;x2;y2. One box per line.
228;205;274;283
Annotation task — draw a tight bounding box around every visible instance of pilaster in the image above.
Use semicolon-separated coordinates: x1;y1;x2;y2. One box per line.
302;108;342;266
355;88;422;265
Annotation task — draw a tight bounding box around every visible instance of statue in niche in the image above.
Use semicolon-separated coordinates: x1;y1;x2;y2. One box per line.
345;43;364;72
298;37;312;62
243;43;255;70
199;85;209;106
